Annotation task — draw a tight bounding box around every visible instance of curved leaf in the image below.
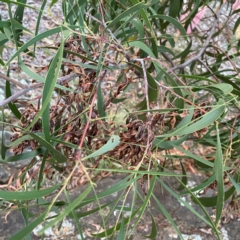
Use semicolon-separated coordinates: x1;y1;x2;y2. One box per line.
150;14;187;39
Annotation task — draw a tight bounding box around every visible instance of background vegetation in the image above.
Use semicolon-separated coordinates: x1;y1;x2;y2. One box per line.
0;0;240;239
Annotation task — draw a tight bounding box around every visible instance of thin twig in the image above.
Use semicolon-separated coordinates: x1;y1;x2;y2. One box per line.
212;45;240;75
153;79;199;108
198;59;220;82
85;12;130;61
0;73;80;108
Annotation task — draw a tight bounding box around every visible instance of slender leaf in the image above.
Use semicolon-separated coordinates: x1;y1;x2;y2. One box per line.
37;185;92;234
8;210;48;240
214;123;224;226
29;133;67;163
83;135;120;160
0;184;61;201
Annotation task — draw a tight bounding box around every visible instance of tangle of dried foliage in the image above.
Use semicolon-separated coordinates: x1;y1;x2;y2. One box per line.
8;37;213;190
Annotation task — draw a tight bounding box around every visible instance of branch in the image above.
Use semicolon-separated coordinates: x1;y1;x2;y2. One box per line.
170;3;225;72
0;73;81;108
0;72;26;89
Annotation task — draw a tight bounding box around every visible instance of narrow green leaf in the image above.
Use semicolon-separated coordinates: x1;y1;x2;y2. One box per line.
157;179;213;227
152;194;183;240
38;185;92;234
177;161;187;191
153;135;189;149
34;0;47;52
107;2;146;28
83;135;120;160
150;14;187;40
112;97;127;104
7;2;18;49
42;37;64;142
169;0;182;18
21;207;31;240
166;75;184;110
65;0;87;21
0;21;11;28
164;177;221;238
82;175;141;203
18;58;72;91
69;200;116;218
216;74;240;93
173;108;194;130
174;146;214;168
145;213;157;239
8;210;48;240
174;146;231;171
96;50;106;119
29;133;67;163
0;33;8;46
47;46;98;66
50;0;59;8
116;215;125;240
128;40;155;58
193;186;235;207
214;123;224;226
0;0;35;9
158;45;175;56
180;174;216;195
14;0;27;24
173;41;192;60
131;175;156;232
77;2;90;56
90;168;183;176
0;112;9;160
128;63;158;105
92;208;140;238
228;174;240;193
205;83;233;95
0;184;61;201
131;19;144;39
24;36;65;134
233;16;240;34
132;0;157;40
97;81;106;118
5;26;68;66
6;80;21;119
4;148;45;163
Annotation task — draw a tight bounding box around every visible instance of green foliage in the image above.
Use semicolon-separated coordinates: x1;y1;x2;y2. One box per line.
0;0;240;239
